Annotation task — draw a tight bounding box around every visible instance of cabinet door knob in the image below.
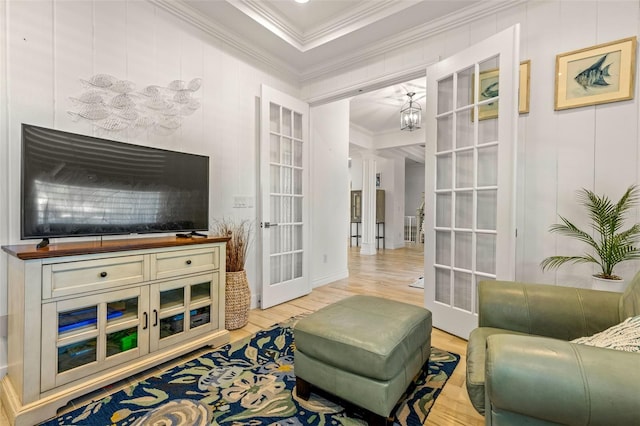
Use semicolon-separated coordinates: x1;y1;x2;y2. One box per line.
99;271;108;278
153;309;158;327
143;312;148;330
186;259;192;265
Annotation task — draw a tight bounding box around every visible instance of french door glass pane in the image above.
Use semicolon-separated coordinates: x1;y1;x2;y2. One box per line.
479;118;498;144
435;268;451;304
477;189;497;230
435;231;451;266
282;254;293;281
283;168;292;194
271;196;281;224
270;166;280;193
270;134;280;163
479;56;499;72
282;197;292;222
270;103;280;133
294;225;302;250
437;76;454;114
437;115;453;152
436;193;451;227
294;141;303;166
294;253;303;278
455;150;474;188
477;233;497;274
453;271;472;311
283;108;292;136
293;112;302;139
477;145;498;186
294;169;302;194
436;154;452;189
455;191;473;229
455;231;472;270
283;138;292;165
270;256;281;284
457;66;474;108
294;197;302;222
456;109;473;148
282;225;292;252
270;227;281;253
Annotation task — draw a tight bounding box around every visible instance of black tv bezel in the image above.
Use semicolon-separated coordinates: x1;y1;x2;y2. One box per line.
20;123;210;240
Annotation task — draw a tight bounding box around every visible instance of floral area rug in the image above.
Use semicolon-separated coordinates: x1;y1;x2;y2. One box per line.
41;322;459;425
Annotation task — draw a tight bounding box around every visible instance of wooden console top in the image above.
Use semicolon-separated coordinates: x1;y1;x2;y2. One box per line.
2;235;231;260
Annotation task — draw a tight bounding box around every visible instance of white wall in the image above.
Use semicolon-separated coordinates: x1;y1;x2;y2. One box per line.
405;163;425;216
377;156;406;249
310;100;350;286
305;0;640;287
0;0;315;374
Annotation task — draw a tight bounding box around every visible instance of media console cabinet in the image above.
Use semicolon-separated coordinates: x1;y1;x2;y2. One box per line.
1;236;231;426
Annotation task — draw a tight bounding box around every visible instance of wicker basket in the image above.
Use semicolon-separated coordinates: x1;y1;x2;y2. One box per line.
225;270;251;330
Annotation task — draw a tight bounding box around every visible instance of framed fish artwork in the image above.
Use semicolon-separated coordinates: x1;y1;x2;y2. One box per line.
555;36;636;110
473;61;531;120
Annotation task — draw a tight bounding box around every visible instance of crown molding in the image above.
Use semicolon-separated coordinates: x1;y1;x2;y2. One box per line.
227;0;305;50
228;0;420;52
152;0;525;88
150;0;300;83
299;0;526;82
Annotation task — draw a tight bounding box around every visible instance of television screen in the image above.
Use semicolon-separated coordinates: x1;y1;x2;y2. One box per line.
21;124;209;239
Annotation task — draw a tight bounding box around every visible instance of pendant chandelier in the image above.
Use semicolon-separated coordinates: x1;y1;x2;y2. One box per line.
400;92;421;131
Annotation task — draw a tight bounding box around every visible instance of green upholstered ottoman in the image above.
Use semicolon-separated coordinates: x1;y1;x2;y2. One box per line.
293;295;432;425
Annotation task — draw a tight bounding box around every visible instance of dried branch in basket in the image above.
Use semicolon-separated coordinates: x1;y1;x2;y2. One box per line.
212;218;253;272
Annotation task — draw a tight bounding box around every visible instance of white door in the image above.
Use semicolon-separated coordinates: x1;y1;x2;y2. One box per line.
260;85;311;308
424;25;520;339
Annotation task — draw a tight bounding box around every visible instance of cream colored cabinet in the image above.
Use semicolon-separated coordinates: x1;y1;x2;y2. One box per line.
150;273;219;351
41;286;150;392
1;236;230;426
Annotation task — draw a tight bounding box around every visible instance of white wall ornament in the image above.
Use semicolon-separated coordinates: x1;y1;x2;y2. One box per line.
68;74;202;134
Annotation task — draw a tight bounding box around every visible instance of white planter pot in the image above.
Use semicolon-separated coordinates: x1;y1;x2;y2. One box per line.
591;275;627;293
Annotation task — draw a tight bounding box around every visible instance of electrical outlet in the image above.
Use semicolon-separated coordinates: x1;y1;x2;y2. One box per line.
233;196;255;208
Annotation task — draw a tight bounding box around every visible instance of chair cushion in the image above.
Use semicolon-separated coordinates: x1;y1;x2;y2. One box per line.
466;327;530;414
294;295;432;381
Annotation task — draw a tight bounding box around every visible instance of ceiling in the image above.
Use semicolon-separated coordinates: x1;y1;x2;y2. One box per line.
179;0;482;77
162;0;511;162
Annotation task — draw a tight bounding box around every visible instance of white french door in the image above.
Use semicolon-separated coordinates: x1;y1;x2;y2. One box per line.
424;25;520;339
259;85;311;309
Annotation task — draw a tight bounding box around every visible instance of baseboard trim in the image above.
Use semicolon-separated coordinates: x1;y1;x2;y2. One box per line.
313;269;348;288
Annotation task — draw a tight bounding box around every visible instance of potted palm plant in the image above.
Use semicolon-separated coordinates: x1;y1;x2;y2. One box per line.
212;218;253;329
540;185;640;292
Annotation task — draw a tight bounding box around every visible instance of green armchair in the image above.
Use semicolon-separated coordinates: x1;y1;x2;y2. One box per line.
466;272;640;425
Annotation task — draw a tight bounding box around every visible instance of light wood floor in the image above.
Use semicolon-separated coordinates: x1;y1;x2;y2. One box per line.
0;244;484;425
229;244;484;425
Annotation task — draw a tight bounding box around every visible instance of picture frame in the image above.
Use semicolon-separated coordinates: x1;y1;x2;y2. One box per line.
554;36;636;111
476;68;500;120
473;60;531;120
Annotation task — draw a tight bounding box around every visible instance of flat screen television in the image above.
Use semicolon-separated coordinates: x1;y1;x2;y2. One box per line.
21;124;209;240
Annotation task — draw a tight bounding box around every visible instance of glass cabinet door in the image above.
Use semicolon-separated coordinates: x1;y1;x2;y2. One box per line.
42;287;149;392
150;273;218;351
